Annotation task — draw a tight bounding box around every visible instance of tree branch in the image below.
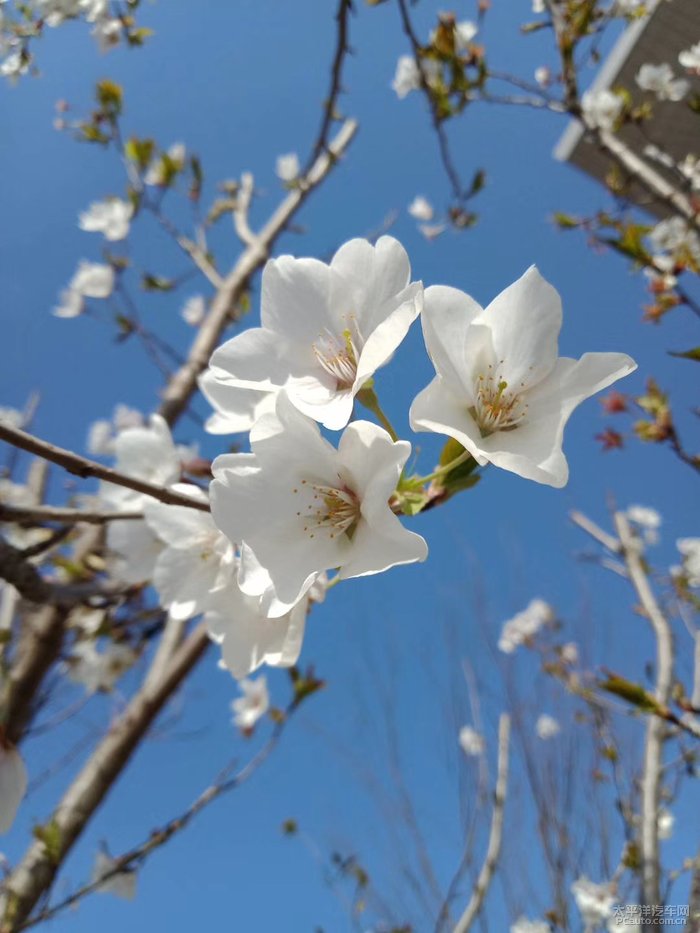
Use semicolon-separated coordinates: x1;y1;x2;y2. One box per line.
614;511;674;925
452;714;511;933
0;503;142;526
0;424;209;513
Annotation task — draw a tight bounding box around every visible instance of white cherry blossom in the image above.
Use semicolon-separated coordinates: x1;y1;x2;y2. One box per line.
511;919;550;933
581;88;624;131
0;407;23;428
658;808;674;840
677;538;700;586
276;152;300;182
92;16;121;52
207;236;422;431
210;395;428;612
408;195;434;221
206;571;326;679
534;66;551;87
101;415;182;583
231;677;269;730
78;198;133;241
459;725;485;756
53;260;115;318
181;294;206;326
679;42;700;73
648;217;700;266
454;20;478;51
571;876;615;928
66;640;137;694
92;850;137;899
498;599;553;653
410;267;636;486
144;143;186;186
392;55;440;99
636;63;689;101
144;485;235;620
626;504;661;545
535;713;560;740
0;741;27;833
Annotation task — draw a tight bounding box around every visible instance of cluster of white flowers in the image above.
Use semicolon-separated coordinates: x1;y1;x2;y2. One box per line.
81;236;633;682
511;918;549;933
679;42;700;74
87;404;143;456
635;63;689;102
675;537;700;586
581;89;624;131
79;197;133;242
143;143;186;187
458;725;485;756
391;19;476;100
66;639;137;694
571;876;616;929
648;217;700;270
407;195;447;241
54;259;114;319
625;504;661;546
231;676;269;731
498;599;554;654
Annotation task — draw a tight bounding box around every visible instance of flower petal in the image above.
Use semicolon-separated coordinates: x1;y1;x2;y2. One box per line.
409;376;489;466
260;254;333;345
339;510;427;580
420;285;484;397
479;266;561;389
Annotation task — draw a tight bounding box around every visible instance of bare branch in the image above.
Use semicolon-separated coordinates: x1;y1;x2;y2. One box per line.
0;423;209;514
614;512;674;923
452;714;511;933
302;0;353;173
570;509;622;554
0;503;142;526
232;171;257;247
157;117;358;427
0;539;130;609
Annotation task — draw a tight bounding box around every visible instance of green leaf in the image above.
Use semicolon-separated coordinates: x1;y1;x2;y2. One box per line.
125;136;155;171
669;346;700;362
141;273;174;292
599;675;664;715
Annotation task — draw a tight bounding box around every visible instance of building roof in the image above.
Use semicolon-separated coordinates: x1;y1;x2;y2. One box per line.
554;0;700;218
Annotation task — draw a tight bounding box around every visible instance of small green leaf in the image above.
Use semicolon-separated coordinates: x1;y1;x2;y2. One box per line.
33;820;62;864
669;346;700;362
141;273;174;292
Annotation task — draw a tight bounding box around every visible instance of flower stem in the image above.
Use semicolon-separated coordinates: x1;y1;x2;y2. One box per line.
410;449;474;486
356;386;399;442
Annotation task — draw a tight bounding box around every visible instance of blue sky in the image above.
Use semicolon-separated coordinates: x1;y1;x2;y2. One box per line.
1;1;698;931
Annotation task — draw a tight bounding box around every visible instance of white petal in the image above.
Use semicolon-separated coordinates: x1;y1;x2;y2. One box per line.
480;266;562;389
144;484;214;547
199;369;276;434
330;236;411;322
337;420;410;504
260;254;333;345
420;285;483;397
339;509;427;579
354;281;422;388
208;327;294;391
477;352;637;486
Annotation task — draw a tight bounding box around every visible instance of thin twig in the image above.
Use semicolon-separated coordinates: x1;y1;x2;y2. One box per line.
302;0;354;173
0;423;209;514
570;509;621;554
452;714;511;933
614;511;674;926
15;701;300;931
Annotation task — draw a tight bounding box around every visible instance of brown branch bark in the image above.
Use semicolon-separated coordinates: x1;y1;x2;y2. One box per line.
0;424;209;513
